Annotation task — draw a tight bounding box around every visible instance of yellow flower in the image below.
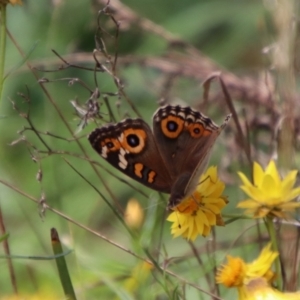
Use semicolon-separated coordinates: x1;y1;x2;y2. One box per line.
124;198;144;229
215;256;246;287
238;160;300;219
246;243;277;281
216;243;279;300
245;277;300;300
167;166;228;241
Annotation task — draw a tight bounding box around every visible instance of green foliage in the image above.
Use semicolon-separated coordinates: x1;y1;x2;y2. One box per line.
1;0;299;299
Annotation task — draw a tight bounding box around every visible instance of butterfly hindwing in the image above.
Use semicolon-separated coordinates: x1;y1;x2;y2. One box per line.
153;105;230;207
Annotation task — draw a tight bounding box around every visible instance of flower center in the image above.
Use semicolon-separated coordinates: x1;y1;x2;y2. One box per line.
175;191;202;214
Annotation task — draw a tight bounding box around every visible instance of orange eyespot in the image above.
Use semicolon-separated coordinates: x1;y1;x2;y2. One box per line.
186;123;212;138
161;115;184;138
120;129;147;154
100;137;120;151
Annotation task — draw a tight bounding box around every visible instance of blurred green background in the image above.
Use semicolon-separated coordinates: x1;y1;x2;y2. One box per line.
0;0;270;299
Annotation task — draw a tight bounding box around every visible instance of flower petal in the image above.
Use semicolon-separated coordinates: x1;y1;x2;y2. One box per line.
240;185;265;202
260;174;281;200
247;243;278;278
280;202;300;209
254;208;270;218
205;210;216;225
253;161;265;186
166;212;178;222
237;199;260;209
205;203;222;214
281;170;298;193
202;225;211;237
187;218;196;240
238;172;254;187
195;216;204;235
265;160;281;185
197;210;209;226
283;187;300;202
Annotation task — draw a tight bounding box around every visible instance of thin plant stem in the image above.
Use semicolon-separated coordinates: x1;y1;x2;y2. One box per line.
188;241;213;291
0;4;7;105
265;216;282;290
0;204;18;294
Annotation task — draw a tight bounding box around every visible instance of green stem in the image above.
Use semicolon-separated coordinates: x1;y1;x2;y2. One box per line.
0;4;7;107
265;216;282;290
223;214;252;225
222;213;252;219
51;228;77;300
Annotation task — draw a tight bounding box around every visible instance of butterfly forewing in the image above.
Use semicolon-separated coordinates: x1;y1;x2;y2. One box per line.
88;118;173;193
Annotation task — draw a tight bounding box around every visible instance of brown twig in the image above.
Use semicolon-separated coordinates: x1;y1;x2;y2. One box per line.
7;29;122;212
0;205;18;294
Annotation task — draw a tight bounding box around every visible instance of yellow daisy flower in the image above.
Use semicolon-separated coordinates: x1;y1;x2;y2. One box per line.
167;166;228;241
238;160;300;219
215;255;246;287
245;277;300;300
216;243;278;300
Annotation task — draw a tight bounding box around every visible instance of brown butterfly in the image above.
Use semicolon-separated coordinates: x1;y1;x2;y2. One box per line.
89;105;230;208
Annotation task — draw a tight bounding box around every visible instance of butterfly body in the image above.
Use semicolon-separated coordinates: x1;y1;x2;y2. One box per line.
88;105;230;208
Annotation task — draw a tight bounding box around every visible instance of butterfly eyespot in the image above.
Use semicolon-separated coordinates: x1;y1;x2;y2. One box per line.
106;141;114;148
101;138;120;151
187;123;209;138
193;128;200;134
121;128;146;153
127;134;140;147
161;116;184;138
167;121;178;132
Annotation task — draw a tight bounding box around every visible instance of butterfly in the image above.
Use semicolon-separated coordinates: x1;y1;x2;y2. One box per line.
88;105;231;208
